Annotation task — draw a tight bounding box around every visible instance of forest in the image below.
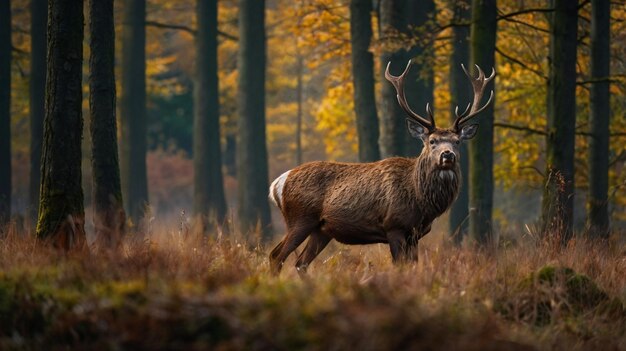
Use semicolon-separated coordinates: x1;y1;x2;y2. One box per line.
0;0;625;349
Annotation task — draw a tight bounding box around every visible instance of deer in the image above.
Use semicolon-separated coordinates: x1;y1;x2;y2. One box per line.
268;61;495;275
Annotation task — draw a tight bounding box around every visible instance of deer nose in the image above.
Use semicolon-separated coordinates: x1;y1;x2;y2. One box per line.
441;150;455;163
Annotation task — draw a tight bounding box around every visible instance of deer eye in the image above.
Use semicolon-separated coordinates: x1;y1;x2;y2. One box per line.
429;139;435;145
455;140;460;145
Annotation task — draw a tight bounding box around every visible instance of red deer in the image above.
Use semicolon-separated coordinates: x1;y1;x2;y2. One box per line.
269;61;495;274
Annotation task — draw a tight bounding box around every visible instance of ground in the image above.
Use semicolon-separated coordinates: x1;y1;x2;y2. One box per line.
0;222;624;350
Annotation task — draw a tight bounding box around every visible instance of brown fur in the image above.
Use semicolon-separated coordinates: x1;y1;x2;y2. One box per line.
270;129;465;274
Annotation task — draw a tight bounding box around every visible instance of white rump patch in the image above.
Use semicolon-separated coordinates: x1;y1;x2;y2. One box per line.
269;170;291;208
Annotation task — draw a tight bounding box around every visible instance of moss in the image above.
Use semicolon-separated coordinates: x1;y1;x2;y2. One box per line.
536;266;574;283
0;279;16;334
565;272;609;311
0;277;48;337
498;265;622;326
94;280;147;306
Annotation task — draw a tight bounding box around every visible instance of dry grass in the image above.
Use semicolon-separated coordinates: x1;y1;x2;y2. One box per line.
0;221;625;350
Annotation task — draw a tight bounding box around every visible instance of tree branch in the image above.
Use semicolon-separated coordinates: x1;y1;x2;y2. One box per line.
494;122;546;135
145;20;196;35
499;17;549;33
495;122;626;139
145;20;238;41
578;0;591;9
497;8;554;21
495;47;547;80
11;45;28;55
609;150;626;167
576;74;626;85
519;165;545;178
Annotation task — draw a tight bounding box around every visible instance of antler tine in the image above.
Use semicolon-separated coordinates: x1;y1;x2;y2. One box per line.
385;60;434;130
426;103;436;129
453;63;496;131
454;102;471;119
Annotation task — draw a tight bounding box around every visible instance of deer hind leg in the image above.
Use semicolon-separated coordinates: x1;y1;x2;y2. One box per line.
295;229;331;275
269;239;286;267
269;221;318;275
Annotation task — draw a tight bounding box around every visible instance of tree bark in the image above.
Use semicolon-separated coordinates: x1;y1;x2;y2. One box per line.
379;0;434;158
29;0;47;226
194;0;227;228
237;0;272;240
295;54;303;166
587;0;610;239
0;0;10;227
468;0;497;246
120;0;149;224
224;133;236;176
36;0;86;250
542;0;577;245
402;0;434;158
448;0;471;244
89;0;125;249
379;0;407;157
350;0;380;162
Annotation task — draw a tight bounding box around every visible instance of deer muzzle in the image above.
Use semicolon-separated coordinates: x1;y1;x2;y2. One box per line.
439;150;456;167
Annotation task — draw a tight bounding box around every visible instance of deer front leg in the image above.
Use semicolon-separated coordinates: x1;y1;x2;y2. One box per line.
404;233;419;262
387;229;417;264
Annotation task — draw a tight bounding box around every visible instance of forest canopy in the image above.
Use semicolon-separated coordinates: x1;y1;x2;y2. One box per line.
4;0;626;235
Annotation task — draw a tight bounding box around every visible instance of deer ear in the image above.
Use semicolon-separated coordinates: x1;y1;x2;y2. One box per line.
459;123;478;140
406;119;429;140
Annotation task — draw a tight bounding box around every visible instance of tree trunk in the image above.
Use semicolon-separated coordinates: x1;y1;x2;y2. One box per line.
468;0;496;246
36;0;86;250
295;54;303;166
402;0;434;158
587;0;610;239
237;0;272;240
0;0;10;227
448;0;471;244
379;0;434;158
379;0;407;157
194;0;227;229
542;0;577;245
29;0;47;226
224;133;236;176
120;0;148;224
350;0;380;162
89;0;125;249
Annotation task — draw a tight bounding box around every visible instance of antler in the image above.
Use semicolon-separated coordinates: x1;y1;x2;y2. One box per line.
385;60;435;131
452;64;495;132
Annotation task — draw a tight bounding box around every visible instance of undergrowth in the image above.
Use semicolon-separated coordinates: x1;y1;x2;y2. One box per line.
0;222;624;350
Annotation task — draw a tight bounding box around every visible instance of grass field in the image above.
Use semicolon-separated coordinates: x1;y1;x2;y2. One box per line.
0;221;624;350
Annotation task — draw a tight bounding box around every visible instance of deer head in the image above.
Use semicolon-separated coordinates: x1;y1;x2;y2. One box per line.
385;60;495;170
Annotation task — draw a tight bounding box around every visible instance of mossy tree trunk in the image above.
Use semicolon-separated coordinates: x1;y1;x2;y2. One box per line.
89;0;126;248
350;0;380;162
29;0;47;226
36;0;86;250
120;0;149;224
0;0;10;227
542;0;577;245
448;0;471;244
587;0;610;239
194;0;227;229
236;0;272;240
468;0;496;246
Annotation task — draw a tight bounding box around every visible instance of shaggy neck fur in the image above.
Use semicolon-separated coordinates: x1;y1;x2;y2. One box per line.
413;152;461;220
